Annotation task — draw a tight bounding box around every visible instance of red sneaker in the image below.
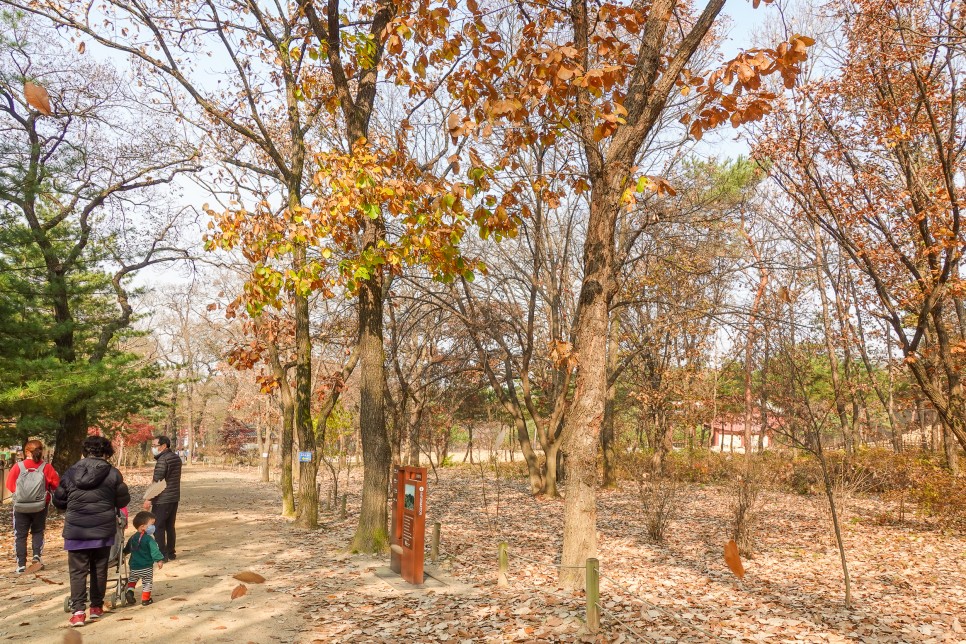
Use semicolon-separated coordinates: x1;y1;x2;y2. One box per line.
89;606;104;620
69;612;86;627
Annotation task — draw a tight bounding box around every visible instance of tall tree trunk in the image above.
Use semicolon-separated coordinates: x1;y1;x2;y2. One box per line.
259;422;270;483
268;335;296;517
543;441;561;498
186;380;195;463
887;329;901;452
280;387;296;516
54;407;87;472
407;408;420;466
515;416;544;493
601;316;620;488
49;265;86;470
943;426;960;476
559;179;618;589
351;260;391;553
166;376;179;438
293;242;318;529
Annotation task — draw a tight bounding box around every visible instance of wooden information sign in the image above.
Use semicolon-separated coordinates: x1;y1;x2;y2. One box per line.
390;465;427;584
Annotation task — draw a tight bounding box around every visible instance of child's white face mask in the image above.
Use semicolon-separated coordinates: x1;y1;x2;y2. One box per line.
145;525;156;536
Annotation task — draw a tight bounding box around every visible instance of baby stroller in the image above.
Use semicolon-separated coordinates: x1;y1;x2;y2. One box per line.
63;511;129;612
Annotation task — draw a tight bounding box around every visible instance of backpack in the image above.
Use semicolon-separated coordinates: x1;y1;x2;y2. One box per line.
12;462;48;513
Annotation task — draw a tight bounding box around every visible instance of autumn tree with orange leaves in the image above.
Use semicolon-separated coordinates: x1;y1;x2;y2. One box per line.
447;0;812;587
758;0;966;468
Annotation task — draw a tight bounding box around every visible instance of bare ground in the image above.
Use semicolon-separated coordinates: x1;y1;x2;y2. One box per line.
0;467;304;643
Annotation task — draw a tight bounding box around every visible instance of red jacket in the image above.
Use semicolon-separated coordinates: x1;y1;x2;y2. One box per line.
5;459;60;505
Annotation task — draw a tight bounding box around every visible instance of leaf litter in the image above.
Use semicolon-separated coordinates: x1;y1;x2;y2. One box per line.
264;466;966;643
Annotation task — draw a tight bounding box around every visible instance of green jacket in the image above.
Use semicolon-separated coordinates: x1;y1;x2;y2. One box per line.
123;531;164;569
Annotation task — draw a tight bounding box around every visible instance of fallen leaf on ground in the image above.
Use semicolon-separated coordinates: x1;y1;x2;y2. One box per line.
231;584;248;600
233;571;265;583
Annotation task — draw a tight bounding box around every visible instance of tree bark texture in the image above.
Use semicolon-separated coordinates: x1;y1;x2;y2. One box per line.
601;316;620;488
351;248;392;552
293;242;318;529
558;178;619;588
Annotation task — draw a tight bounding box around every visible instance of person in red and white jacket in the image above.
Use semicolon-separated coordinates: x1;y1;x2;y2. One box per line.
6;440;60;573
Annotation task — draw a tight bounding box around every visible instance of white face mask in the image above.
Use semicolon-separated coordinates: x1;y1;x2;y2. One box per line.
151;446;160;456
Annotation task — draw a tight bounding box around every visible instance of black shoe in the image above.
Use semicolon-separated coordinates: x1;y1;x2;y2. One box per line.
142;598;154;606
125;589;136;606
167;553;177;561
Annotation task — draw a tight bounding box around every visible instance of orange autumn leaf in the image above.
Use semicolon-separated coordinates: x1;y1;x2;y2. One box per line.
231;583;248;600
233;571;266;584
724;539;745;579
24;82;52;116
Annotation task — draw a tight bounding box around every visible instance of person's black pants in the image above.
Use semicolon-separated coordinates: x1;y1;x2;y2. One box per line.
13;507;47;567
153;502;178;559
67;547;110;613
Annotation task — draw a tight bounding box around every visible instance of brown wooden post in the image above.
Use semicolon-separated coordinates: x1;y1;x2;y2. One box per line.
586;558;600;633
431;521;440;562
497;542;508;587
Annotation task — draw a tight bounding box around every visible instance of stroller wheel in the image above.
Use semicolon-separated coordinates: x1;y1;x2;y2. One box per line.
63;595;71;613
106;598;116;610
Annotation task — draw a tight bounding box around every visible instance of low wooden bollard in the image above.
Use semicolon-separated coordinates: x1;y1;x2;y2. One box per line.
431;521;440;562
340;493;347;519
586;558;600;633
497;542;509;587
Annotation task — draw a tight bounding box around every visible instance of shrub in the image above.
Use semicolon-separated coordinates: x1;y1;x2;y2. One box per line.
730;469;763;557
664;449;741;484
639;474;681;542
620;450;681;542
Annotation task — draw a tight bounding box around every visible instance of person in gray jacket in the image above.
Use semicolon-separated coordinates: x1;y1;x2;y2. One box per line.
143;436;182;561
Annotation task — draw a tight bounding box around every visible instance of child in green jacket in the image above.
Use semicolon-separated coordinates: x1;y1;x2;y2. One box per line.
122;511;165;605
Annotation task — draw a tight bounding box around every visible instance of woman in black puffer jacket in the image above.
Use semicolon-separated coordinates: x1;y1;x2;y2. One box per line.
53;436;130;627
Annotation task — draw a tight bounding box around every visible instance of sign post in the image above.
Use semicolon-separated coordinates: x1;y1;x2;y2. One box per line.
298;451;312;463
392;465;427;584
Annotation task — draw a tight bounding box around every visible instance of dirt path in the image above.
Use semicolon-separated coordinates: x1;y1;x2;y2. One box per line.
0;467;306;643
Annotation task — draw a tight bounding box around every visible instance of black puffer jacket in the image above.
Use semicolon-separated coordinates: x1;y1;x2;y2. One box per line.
52;457;130;541
150;449;182;504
